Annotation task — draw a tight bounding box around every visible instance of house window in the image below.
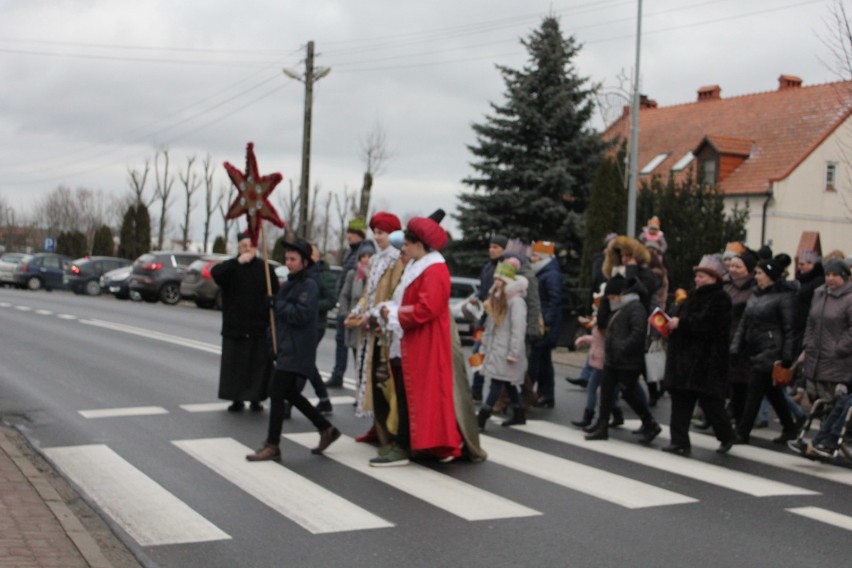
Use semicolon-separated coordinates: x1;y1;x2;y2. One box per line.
671;152;695;171
640;152;669;174
825;162;837;191
700;159;717;186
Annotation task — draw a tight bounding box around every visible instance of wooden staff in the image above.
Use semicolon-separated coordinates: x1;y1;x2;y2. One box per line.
260;221;278;355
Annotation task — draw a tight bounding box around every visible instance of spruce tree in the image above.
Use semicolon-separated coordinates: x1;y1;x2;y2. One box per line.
134;203;152;253
212;235;226;254
118;206;136;259
456;16;604;265
92;225;114;256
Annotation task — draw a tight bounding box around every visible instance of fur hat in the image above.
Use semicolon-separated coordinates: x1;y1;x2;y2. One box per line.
531;240;555;258
369;212;402;233
602;236;651;278
693;254;727;281
825;259;851;280
347;218;367;238
489;234;509;249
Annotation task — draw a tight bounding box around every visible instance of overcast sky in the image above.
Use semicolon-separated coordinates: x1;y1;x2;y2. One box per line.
0;0;843;244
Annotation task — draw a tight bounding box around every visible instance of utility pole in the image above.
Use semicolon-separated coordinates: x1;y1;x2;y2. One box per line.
284;41;330;239
627;0;643;237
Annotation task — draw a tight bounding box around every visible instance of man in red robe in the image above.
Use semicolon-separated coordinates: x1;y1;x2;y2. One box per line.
372;211;462;466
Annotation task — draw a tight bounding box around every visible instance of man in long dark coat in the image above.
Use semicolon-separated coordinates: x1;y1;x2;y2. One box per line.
212;232;279;412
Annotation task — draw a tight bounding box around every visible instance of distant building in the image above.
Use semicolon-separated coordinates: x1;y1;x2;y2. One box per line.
602;74;852;255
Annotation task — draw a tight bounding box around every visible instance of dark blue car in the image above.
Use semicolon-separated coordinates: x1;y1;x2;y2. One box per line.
13;253;71;291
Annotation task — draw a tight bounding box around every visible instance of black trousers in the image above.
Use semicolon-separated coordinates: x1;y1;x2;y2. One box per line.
736;368;796;440
390;357;410;451
267;370;331;444
669;390;734;448
598;366;654;428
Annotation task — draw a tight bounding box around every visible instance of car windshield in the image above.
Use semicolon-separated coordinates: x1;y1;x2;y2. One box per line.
0;253;26;264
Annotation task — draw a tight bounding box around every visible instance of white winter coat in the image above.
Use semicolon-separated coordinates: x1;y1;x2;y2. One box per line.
482;276;528;385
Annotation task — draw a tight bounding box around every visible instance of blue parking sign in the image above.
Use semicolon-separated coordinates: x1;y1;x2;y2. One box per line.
44;237;56;252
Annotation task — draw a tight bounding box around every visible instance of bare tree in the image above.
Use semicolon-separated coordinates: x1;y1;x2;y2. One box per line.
307;183;322;241
127;160;154;207
178;155;201;251
277;179;301;230
217;182;237;248
153;147;176;250
333;186;357;263
358;121;390;219
321;190;333;254
201;154;221;253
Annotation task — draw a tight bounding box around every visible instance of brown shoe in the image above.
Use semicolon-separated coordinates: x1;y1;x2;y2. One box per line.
311;427;341;455
246;443;281;462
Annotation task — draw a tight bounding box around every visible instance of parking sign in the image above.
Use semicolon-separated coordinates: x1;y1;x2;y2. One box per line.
44;237;56;252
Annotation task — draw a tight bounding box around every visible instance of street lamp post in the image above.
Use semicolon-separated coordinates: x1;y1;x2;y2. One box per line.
284;41;330;239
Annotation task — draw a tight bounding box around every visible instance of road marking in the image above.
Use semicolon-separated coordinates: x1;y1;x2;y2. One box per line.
624;419;852;489
14;305;31;311
35;309;52;315
80;319;221;354
0;302;10;307
481;434;696;509
57;313;78;320
79;406;169;419
285;433;541;521
180;395;355;413
43;444;229;546
787;507;852;532
513;420;816;497
174;437;393;533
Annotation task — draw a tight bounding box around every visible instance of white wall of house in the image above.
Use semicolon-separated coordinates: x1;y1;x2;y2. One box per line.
725;117;852;257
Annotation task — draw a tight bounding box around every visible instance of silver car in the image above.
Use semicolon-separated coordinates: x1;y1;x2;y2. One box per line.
0;252;27;287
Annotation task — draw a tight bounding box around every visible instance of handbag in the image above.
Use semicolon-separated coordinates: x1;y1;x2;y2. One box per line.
644;338;666;383
771;360;796;387
468;352;485;368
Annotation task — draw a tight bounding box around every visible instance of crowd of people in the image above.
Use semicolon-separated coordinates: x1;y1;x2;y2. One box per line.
211;215;852;467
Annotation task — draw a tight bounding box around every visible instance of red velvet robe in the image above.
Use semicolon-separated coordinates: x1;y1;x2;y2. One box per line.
399;262;462;457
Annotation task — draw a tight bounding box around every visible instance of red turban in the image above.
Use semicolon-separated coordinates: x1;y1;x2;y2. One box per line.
369;211;402;233
407;216;447;251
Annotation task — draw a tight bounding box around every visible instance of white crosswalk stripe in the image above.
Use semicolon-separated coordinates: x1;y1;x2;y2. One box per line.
180;396;355;413
174;437;393;534
43;444;230;546
509;420;817;497
787;506;852;531
285;432;542;521
79;406;168;418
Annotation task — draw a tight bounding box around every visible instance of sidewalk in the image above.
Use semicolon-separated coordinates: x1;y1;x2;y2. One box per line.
0;426;139;568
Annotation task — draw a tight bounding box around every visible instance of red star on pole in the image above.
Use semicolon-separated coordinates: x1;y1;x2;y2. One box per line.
223;142;285;245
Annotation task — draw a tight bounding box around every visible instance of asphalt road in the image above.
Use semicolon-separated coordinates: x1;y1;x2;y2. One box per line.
1;286;851;568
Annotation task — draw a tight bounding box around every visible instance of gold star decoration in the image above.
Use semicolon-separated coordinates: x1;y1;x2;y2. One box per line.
223;142;285;245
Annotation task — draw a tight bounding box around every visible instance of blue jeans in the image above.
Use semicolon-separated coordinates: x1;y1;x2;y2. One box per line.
813;393;852;447
584;366;622;412
484;379;520;409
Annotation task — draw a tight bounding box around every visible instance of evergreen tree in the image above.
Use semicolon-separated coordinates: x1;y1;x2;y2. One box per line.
212;235;226;254
92;225;114;256
135;203;152;253
117;203;153;260
456;16;605;270
56;230;87;258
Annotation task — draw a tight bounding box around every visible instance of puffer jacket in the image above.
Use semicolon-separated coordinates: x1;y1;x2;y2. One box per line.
481;277;528;385
663;282;732;399
802;280;852;384
604;278;648;371
730;281;795;373
534;257;563;349
274;268;319;377
724;276;754;385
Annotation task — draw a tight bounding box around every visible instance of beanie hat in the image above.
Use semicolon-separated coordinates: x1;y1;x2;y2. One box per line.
604;275;627;296
388;230;404;250
824;258;851;280
356;240;376;257
531;240;555;258
757;254;788;282
494;261;517;282
757;245;773;261
347;218;367;238
693;254;727;281
647;216;661;229
723;241;747;259
734;250;758;273
236;231;252;242
489;234;508;249
369;211;402;233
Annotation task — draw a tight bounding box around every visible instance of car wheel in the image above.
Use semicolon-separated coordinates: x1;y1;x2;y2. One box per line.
159;282;181;305
26;276;42;291
85;280;101;296
130;290;143;302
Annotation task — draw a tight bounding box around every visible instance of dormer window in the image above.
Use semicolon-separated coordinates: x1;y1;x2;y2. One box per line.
826;162;837;191
700;158;717;186
641;152;669;174
671;152;695;172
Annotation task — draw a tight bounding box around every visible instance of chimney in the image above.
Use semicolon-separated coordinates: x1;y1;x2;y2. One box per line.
778;74;803;90
640;95;658;109
697;85;721;102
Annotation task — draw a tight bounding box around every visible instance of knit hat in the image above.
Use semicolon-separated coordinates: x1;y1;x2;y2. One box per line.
347;218;367;238
282;237;314;266
757;254;789;282
824;258;851;280
693;254;727;281
531;240;555;258
356;240;376;258
407;216;448;251
722;241;747;259
369;212;402;233
388;230;404;250
494;261;517;282
798;250;822;264
490;234;508;249
733;250;758;273
647;216;661;230
757;245;773;261
604;275;627;296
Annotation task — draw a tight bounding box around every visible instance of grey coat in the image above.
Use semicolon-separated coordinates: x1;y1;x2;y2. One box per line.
802;280;852;384
338;268;367;349
481;277;528;385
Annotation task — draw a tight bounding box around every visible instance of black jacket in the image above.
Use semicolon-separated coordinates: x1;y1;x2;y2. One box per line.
730;281;795;373
211;257;278;338
663;282;732;399
274;268;319;377
307;260;337;330
604;278;648;371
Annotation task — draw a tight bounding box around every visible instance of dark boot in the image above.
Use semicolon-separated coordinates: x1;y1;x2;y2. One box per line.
501;406;526;427
609;407;625;428
584;422;608;441
638;419;662;445
571;408;595;428
477;407;492;431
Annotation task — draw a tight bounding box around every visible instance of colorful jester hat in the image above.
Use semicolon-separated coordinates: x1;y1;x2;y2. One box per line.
223;142;285;245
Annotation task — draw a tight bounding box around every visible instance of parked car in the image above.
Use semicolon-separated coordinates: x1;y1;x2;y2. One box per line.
0;252;27;287
12;253;71;291
181;254;284;309
64;256;131;296
100;265;141;300
128;251;204;305
449;276;480;343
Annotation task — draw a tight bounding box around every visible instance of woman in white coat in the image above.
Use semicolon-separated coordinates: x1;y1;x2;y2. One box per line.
476;261;529;430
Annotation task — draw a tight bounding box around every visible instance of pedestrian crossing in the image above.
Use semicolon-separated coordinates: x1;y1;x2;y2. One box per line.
42;413;852;549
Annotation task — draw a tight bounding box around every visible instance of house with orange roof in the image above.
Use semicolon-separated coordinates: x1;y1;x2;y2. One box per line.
602;75;852;257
